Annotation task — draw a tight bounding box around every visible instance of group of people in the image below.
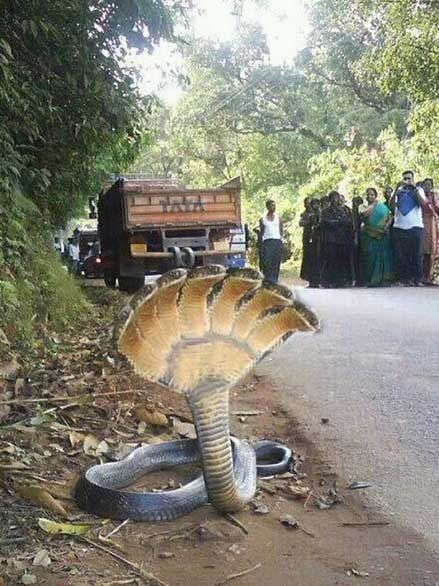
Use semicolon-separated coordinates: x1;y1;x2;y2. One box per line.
299;170;439;288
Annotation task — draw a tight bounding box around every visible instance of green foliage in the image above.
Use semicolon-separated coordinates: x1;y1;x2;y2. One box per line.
356;0;439;104
0;189;89;357
0;0;186;227
0;0;188;359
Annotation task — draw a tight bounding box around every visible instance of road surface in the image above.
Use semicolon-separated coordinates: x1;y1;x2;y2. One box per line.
257;286;439;552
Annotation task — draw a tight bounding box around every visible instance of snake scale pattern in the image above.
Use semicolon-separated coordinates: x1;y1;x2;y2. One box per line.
75;266;318;521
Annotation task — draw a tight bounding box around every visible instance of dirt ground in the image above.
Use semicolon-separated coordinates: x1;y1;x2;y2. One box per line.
1;285;438;586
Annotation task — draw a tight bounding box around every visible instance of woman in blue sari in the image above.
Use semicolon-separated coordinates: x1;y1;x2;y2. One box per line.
360;188;393;286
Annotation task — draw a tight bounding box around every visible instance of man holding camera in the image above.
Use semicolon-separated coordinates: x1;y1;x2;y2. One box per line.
389;170;426;286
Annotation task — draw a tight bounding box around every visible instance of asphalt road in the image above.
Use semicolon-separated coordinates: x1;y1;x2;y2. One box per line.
256;286;439;552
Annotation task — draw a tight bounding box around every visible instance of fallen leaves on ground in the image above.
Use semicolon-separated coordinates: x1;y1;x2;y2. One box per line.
16;485;68;517
134;406;169;427
32;549;51;567
38;518;91;536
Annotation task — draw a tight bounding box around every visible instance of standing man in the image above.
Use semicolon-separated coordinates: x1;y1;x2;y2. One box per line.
259;199;284;284
68;237;80;275
389;170;426;286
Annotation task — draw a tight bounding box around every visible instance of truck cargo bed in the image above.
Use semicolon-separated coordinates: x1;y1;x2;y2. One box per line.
124;183;241;229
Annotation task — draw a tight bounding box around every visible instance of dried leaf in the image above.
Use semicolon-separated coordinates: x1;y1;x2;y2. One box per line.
0;326;10;346
43;482;73;501
83;434;99;455
17;485;67;517
158;552;175;559
95;440;110;456
253;503;269;515
347;568;370;578
137;421;147;435
114;442;138;461
0;358;20;377
69;431;85;448
0;404;11;423
38;517;91;536
33;549;51;567
0;461;30;470
14;378;24;394
21;573;37;585
134;407;169;427
172;418;196;439
348;481;371;490
283;485;310;499
280;514;298;529
49;443;65;453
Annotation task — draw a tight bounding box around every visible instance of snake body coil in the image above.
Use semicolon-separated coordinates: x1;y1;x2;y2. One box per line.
75;266;318;521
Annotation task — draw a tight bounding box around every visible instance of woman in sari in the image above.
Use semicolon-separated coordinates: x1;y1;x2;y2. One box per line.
421;178;439;285
320;191;354;287
360;188;393;287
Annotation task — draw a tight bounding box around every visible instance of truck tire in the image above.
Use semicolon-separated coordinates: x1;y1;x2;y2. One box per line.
104;269;116;288
119;276;144;294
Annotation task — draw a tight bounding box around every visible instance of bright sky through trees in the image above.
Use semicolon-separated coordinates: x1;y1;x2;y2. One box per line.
128;0;310;102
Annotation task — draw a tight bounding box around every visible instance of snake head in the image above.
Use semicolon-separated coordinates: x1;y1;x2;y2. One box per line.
116;266;318;397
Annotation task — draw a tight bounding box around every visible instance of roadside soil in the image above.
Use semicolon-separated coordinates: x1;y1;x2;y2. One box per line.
1;283;438;586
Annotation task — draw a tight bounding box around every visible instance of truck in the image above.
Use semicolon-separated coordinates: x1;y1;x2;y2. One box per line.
97;176;247;292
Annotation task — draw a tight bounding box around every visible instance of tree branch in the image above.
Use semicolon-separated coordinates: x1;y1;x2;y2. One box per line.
231;124;329;149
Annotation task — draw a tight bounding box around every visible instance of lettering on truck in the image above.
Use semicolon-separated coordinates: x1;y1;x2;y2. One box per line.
159;196;206;213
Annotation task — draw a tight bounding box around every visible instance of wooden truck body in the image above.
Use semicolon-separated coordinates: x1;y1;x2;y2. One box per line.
98;177;246;292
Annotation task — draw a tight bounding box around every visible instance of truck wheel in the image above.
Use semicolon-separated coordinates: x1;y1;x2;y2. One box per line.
119;276;144;293
104;269;116;288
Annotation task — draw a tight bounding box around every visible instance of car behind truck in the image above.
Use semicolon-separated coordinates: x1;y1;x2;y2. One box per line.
98;176;247;292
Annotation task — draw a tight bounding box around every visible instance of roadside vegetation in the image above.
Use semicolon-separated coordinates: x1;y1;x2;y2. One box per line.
0;0;187;360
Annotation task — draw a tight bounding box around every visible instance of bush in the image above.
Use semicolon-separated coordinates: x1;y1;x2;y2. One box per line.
0;190;89;360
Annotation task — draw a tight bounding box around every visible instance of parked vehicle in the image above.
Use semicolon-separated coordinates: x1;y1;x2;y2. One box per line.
97;176;247;292
77;229;103;279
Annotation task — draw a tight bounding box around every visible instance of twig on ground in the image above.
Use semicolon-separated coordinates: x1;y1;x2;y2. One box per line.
168;525;199;542
341;521;390;527
224;513;249;535
0;464;31;471
98;535;124;550
1;469;69;486
216;563;262;585
0;389;144;406
42;403;80;414
141;524;197;542
98;578;137;586
106;519;130;538
303;491;315;509
231;411;264;416
80;536;169;586
0;536;26;546
298;526;315;538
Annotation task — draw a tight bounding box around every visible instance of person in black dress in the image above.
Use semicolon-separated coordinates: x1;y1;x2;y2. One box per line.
320;191;354;287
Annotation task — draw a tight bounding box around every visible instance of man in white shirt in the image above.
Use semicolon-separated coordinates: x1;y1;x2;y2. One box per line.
68;238;80;275
259;199;284;284
390;170;426;286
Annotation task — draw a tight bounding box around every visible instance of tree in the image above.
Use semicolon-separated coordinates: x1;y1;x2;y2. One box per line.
0;0;188;226
355;0;439;104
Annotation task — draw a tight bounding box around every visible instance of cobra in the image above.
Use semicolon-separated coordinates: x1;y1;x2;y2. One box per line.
75;266;318;521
